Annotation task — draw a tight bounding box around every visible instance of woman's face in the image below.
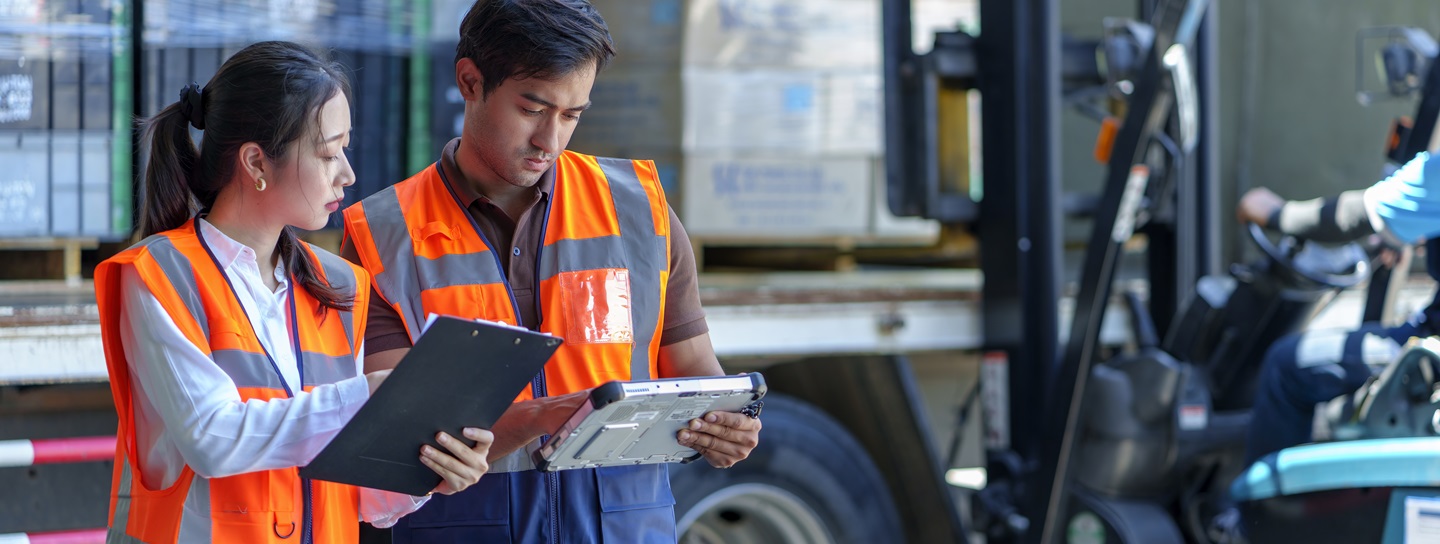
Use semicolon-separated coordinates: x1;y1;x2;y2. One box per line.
265;92;355;231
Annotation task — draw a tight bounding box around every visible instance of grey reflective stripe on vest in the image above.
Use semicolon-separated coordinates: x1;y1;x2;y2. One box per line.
176;476;211;543
536;236;629;281
595;158;668;382
488;437;547;473
362;187;428;342
417;251;506;289
309;245;360;353
213;350;287;389
108;450;138;542
302;351;359;386
137;235;210;339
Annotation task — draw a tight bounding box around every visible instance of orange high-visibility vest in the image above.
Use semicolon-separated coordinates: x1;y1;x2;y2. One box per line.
343;150;671;415
95;219;368;543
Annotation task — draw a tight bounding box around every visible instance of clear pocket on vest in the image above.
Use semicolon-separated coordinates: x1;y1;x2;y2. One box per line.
557;268;634;345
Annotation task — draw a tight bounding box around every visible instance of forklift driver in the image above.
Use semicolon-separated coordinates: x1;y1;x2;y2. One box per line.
1200;150;1440;543
1235;150;1440;465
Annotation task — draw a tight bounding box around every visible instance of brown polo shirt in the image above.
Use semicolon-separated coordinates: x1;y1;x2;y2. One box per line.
340;138;709;354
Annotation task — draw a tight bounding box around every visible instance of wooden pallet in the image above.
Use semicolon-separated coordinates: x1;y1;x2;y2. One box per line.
0;237;100;287
691;227;973;273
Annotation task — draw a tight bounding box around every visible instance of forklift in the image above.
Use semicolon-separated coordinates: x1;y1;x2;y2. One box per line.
886;0;1440;541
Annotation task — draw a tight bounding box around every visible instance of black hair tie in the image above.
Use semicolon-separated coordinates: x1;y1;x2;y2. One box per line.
178;83;206;130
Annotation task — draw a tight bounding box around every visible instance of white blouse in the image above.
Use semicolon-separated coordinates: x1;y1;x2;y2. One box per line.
118;219;426;527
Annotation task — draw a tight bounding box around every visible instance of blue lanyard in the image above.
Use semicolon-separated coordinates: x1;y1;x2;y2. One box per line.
194;217;305;397
433;157;555;329
434;156;556;398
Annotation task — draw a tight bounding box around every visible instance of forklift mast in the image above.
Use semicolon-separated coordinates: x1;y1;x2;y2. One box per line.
883;0;1218;542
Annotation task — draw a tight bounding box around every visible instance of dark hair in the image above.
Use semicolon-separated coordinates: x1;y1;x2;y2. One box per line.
136;40;354;312
455;0;616;98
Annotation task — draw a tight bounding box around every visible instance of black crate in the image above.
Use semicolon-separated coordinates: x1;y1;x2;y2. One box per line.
138;0;417;225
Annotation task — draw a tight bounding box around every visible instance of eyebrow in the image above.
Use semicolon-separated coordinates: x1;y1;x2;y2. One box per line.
522;93;591;112
321;129;352;144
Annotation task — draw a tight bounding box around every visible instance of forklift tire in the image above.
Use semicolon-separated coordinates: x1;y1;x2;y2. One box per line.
669;394;904;544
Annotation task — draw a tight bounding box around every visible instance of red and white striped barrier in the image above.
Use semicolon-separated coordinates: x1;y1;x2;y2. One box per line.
0;437;115;468
0;438;114;543
0;529;106;544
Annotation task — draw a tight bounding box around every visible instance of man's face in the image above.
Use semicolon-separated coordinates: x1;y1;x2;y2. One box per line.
459;61;596;190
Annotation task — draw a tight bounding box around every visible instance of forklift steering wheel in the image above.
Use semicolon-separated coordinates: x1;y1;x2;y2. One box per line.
1247;222;1370;289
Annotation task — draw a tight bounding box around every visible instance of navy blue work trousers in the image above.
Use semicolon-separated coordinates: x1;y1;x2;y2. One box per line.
1243;322;1419;465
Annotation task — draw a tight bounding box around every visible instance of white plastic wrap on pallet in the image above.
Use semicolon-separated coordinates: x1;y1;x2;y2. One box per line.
143;0;411;53
682;68;881;155
676;0;971;241
0;133;48;236
1;0;125;239
683;0;880;70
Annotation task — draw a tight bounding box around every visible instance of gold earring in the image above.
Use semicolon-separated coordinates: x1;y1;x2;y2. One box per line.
255;177;266;192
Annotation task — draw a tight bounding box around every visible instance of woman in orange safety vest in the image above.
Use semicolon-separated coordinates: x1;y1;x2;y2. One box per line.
94;41;494;543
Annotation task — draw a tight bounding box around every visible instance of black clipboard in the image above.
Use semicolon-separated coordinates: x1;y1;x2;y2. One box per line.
300;316;562;495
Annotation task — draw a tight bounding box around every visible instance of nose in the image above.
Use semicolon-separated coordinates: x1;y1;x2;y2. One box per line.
338;151;356;187
531;117;563;157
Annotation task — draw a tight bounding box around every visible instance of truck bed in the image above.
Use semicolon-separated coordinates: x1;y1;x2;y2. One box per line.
0;282;103;385
5;269;1404;385
0;272;993;383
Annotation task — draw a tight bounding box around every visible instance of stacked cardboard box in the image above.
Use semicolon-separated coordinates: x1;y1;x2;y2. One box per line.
570;0;977;242
140;0;415;214
0;0;125;238
433;0;975;243
679;0;939;240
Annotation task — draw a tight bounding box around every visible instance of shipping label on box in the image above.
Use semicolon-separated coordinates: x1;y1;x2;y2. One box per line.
681;155;872;237
683;0;879;70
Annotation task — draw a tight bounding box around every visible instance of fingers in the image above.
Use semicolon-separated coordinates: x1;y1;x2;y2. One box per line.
676;411;762;468
679;430;749;464
703;411;761;433
420;429;493;495
418;444;466;494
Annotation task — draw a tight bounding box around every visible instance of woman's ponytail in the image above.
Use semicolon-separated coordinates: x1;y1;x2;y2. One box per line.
134;85;204;238
136;44;356;314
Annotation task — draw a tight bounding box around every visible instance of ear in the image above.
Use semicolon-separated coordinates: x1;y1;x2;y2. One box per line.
237;142;268;184
456;58;484;102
